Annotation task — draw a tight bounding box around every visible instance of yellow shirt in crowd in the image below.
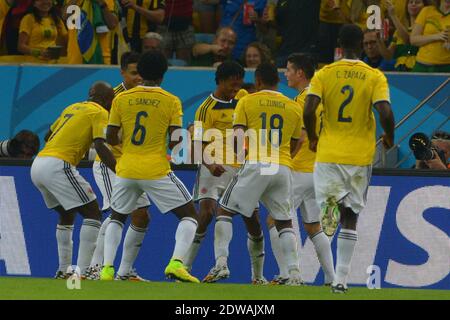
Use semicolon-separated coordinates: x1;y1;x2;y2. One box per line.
0;0;12;36
39;101;108;166
108;86;183;180
233;90;303;169
414;5;450;66
19;14;67;52
307;59;390;166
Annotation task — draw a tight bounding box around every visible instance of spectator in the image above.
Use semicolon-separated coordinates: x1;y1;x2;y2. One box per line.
253;0;278;56
316;0;347;64
191;26;236;66
362;29;395;70
0;130;40;159
346;0;388;31
63;0;118;64
121;0;165;53
3;0;31;55
241;41;271;68
158;0;195;64
0;0;14;37
378;0;430;71
18;0;67;63
142;31;163;51
220;0;266;60
275;0;320;67
193;0;221;33
410;0;450;72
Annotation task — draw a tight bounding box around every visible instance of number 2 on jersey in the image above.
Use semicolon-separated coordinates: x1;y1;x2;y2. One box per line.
338;85;353;123
131;111;148;145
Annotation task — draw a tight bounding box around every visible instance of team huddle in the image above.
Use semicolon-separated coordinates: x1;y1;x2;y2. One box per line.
30;24;395;294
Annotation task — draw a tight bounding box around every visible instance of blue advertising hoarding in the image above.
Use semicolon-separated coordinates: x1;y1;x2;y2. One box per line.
0;164;448;289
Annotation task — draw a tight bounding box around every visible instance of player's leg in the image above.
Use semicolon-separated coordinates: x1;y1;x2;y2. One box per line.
100;177;140;280
116;205;150;280
184;198;216;271
242;209;267;284
53;206;76;278
266;215;289;283
144;172;199;283
332;164;370;293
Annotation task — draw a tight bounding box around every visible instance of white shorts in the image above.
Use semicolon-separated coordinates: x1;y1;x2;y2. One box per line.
314;162;372;214
92;161;150;212
31;156;96;210
291;171;321;224
219;162;292;220
193;164;239;202
110;172;192;214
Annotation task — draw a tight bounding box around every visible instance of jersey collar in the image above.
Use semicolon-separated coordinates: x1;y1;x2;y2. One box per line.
259;89;281;95
137;85;161;89
210;93;233;103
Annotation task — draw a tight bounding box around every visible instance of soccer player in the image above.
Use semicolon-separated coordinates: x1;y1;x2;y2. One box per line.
205;62;305;286
89;52;151;281
100;50;199;283
304;24;395;293
184;61;260;282
30;82;116;278
267;53;335;285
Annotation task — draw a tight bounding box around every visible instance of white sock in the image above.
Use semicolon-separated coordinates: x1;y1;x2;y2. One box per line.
184;232;206;271
279;228;300;274
214;216;233;266
90;216;111;267
269;226;289;278
117;224;147;276
56;225;73;273
103;220;124;267
172;217;198;262
76;219;101;274
310;230;335;284
334;228;358;287
247;233;265;280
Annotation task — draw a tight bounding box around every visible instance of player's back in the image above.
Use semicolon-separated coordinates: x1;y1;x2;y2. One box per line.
39;101;107;166
234;90;302;169
308;59;390;166
109;86;183;180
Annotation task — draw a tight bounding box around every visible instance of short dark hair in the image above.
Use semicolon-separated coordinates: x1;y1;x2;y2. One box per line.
215;60;245;84
339;24;364;51
255;62;279;86
287;53;316;79
120;51;141;71
137;50;168;81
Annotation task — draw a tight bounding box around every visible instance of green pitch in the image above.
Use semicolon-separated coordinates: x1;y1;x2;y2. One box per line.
0;277;449;300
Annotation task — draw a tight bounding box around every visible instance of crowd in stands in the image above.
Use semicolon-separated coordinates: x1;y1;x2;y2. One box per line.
0;0;449;72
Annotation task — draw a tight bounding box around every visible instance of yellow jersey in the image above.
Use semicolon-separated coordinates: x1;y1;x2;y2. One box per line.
38;101;108;166
94;82;128;162
0;0;12;36
126;0;165;39
233;90;303;169
291;88;323;173
415;5;450;66
19;14;67;51
193;90;248;167
108;86;183;180
307;59;390;166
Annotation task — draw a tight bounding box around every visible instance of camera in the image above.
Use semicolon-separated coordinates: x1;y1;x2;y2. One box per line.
409;132;448;169
0;130;40;159
409;132;435;161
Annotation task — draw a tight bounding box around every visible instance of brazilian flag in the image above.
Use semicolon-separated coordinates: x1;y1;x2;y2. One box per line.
77;0;104;64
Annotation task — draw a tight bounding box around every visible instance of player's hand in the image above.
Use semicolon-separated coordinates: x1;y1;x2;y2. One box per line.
381;134;394;149
207;164;226;177
309;137;318;152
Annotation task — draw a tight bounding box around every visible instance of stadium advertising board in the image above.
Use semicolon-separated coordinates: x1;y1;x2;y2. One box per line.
0;164;448;290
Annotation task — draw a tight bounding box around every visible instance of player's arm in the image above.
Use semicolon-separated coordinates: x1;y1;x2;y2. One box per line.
303;95;321;152
290;130;306;158
168;126;182;150
373;101;395;149
94;137;116;172
106;125;121;146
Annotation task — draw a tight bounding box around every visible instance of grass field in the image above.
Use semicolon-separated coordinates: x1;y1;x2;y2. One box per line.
0;277;449;300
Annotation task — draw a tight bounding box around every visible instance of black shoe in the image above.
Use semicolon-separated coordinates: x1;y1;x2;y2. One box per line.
331;283;348;294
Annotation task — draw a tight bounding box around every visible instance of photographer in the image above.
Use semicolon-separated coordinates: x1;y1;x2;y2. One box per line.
0;130;40;159
410;131;449;170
